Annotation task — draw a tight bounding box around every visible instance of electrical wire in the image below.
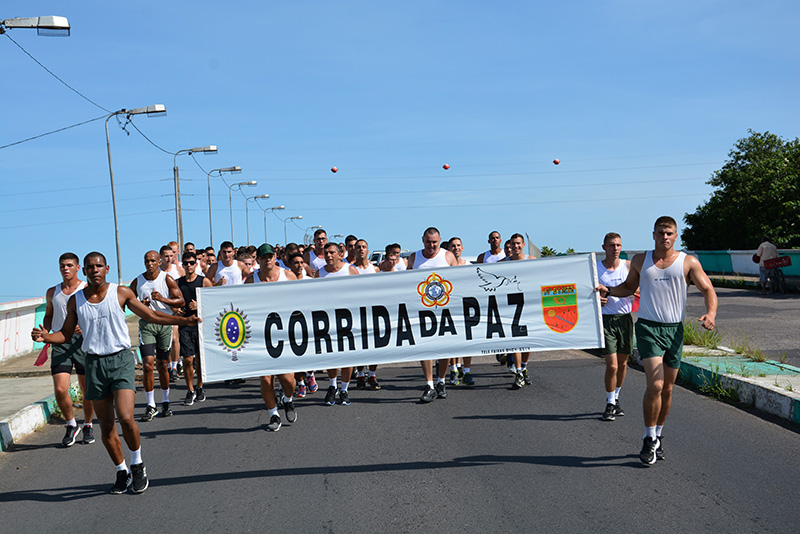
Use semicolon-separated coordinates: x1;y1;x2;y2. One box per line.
0;114;107;150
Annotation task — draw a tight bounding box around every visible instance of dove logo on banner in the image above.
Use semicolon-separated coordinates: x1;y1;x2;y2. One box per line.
197;254;604;382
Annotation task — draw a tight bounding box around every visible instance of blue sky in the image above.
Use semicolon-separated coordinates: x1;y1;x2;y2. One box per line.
2;1;798;300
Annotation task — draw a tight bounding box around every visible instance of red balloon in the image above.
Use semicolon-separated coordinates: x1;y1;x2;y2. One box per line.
553;159;560;165
331;166;338;173
442;164;450;170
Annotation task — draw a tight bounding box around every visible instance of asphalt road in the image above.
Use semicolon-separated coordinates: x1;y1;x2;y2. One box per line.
1;351;798;533
686;286;800;367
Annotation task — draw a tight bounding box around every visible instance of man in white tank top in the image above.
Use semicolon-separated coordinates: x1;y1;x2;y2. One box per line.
244;244;299;431
32;252;200;495
131;251;185;421
159;244;184;384
314;242;360;406
206;241;250;287
477;231;506;264
350;239;384;390
42;252;94;447
505;233;535;389
597;232;634;422
378;243;408;272
407;227;458;403
597;216;717;466
443;237;475;387
303;228;329;274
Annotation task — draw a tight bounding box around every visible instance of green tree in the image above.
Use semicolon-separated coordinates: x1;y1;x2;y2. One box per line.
540;246;557;256
682;130;800;249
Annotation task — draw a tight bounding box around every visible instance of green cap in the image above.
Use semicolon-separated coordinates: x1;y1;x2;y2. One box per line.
257;244;275;257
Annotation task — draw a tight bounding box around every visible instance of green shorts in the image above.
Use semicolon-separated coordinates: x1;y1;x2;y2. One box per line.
50;334;87;375
601;313;634;356
84;350;136;401
138;320;172;357
635;318;684;369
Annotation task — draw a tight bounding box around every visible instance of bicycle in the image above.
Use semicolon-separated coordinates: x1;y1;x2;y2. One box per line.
764;256;791;294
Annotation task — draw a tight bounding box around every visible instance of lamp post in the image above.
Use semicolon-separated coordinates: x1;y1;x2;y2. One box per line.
283;216;303;245
173;146;217;250
1;16;70;36
105;104;167;283
228;181;257;245
261;205;285;244
245;194;270;246
206;166;241;247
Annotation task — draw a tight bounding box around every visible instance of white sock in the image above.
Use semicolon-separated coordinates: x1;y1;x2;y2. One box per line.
357;370;365;377
161;388;170;403
426;380;434;388
282;395;293;403
268;407;278;417
329;377;338;388
341;381;349;392
464;367;470;373
509;366;517;373
115;461;128;472
615;387;621;401
169;361;177;370
66;418;77;427
606;391;616;404
84;422;92;428
130;448;142;465
436;377;446;384
450;365;458;372
369;371;376;377
520;362;527;370
656;425;664;437
298;379;305;387
644;426;657;440
145;390;155;407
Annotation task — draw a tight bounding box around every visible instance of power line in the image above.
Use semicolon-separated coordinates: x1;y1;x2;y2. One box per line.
0;209;166;230
126;119;174;155
0;114;107;150
4;33;111;113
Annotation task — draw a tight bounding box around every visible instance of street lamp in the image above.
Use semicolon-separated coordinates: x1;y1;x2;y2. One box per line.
304;225;323;246
332;234;344;240
174;146;217;250
245;194;270;246
1;16;70;36
283;216;303;245
206;166;241;247
228;181;257;245
105;104;167;283
260;205;285;244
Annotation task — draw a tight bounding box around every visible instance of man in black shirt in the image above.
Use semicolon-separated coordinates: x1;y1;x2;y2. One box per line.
176;252;212;405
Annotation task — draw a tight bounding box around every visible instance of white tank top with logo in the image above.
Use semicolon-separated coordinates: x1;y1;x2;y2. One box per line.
482;249;506;263
413;248;449;270
52;281;87;331
215;260;244;286
597;260;632;315
318;264;352;278
135;271;173;315
638;251;687;324
76;284;131;355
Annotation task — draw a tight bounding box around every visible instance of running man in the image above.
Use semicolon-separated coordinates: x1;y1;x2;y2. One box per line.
351;239;382;390
344;234;358;264
206;241;249;286
597;216;717;466
245;244;298;431
32;252;200;494
378;243;407;272
303;228;328;274
477;231;506;263
315;242;360;405
130;251;185;421
159;245;184;383
175;251;212;405
42;253;95;447
407;227;458;402
446;237;473;386
597;233;634;421
506;233;535;389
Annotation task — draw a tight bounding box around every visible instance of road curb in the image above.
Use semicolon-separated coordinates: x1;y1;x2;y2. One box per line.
1;393;59;452
632;347;800;424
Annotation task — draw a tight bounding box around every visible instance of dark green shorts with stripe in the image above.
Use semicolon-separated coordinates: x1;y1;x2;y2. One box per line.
601;313;634;356
635;318;684;369
84;350;136;401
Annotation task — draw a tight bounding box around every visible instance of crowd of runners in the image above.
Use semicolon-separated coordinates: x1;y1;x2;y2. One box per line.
32;216;717;494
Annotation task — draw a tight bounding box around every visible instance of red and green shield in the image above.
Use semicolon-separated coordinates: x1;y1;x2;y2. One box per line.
541;284;578;333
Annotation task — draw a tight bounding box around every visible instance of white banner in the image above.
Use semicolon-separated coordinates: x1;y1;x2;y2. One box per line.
198;254;603;383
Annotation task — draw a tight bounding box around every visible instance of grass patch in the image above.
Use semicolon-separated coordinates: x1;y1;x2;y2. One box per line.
730;332;769;362
699;365;740;403
683;320;722;349
779;353;788;364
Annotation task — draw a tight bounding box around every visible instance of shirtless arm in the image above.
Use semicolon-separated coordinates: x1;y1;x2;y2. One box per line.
406;253;416;270
686;255;718;330
349;265;360;275
42;286;56;332
597;253;643;298
206;263;224;286
151;275;185;308
445;250;458;267
120;286;199;327
32;295;77;345
477;252;486;263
